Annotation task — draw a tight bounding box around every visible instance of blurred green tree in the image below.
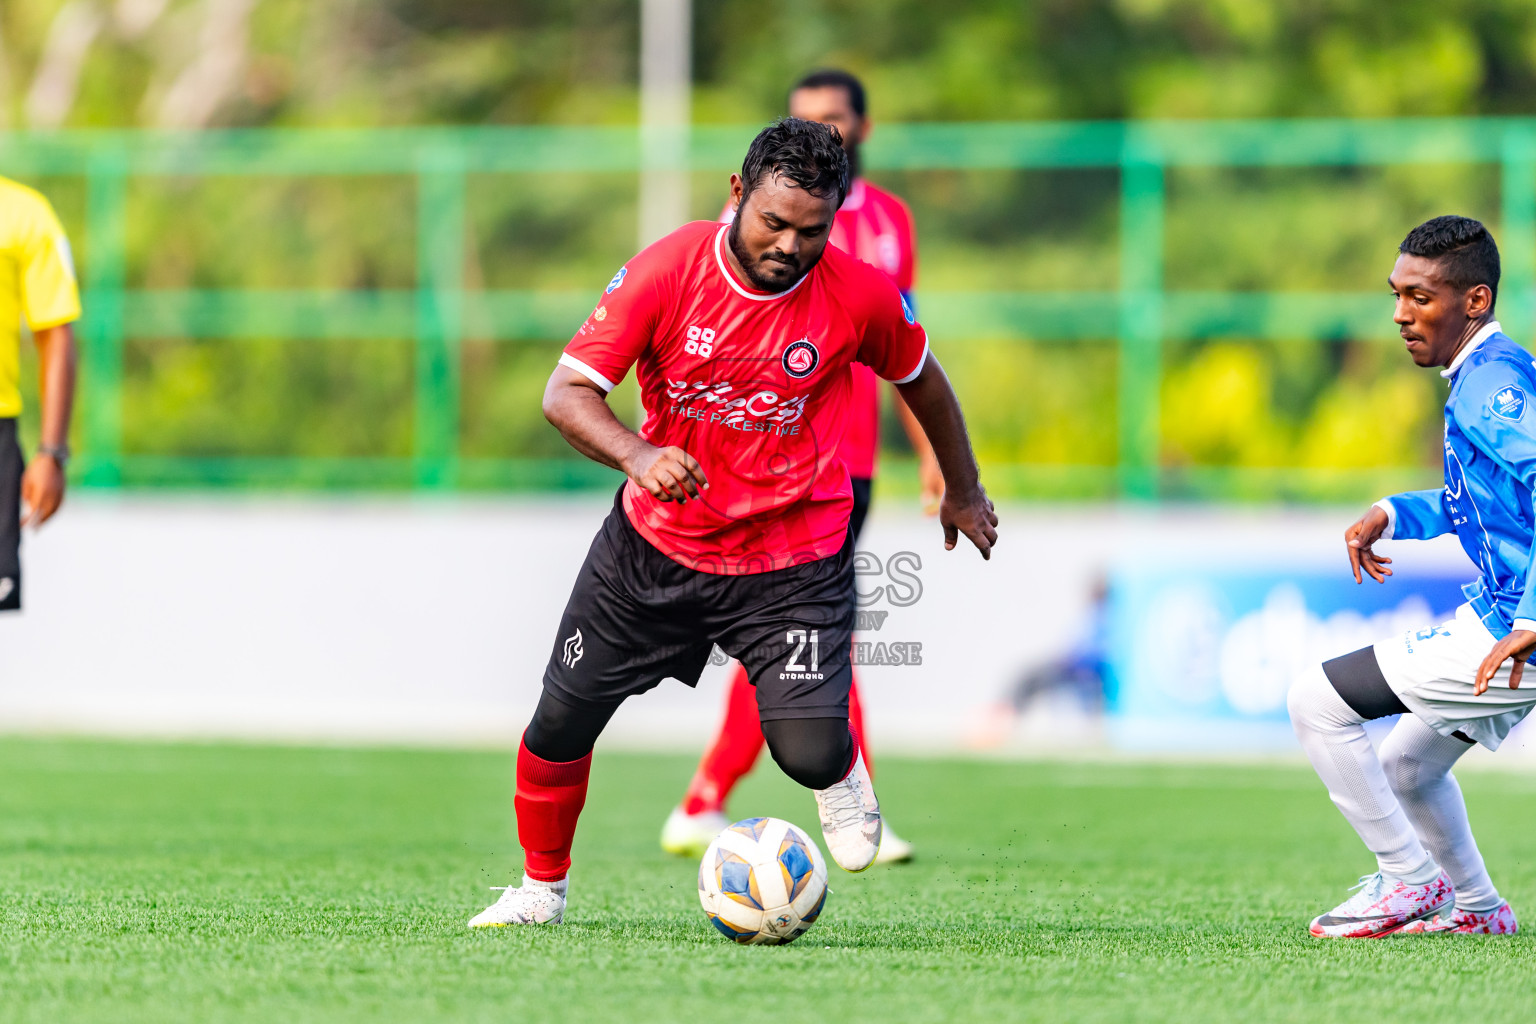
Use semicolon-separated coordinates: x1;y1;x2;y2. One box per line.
3;0;1527;495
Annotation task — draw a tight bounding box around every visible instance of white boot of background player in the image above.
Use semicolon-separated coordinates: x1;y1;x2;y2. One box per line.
467;874;566;927
875;823;914;864
815;750;882;872
660;806;730;858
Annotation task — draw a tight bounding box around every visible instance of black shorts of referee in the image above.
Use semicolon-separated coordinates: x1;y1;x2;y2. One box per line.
542;486;858;723
0;419;23;611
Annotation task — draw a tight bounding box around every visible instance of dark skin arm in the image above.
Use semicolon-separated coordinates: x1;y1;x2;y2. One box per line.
21;323;77;527
1346;502;1536;694
542;364;708;503
894;355;998;559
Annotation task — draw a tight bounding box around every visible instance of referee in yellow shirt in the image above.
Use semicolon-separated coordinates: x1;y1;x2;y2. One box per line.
1;176;80;611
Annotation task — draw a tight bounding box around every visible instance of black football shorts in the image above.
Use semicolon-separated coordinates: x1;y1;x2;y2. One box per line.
542;489;856;721
0;419;22;612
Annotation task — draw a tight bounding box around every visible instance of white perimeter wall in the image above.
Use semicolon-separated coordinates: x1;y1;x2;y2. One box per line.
0;494;1484;755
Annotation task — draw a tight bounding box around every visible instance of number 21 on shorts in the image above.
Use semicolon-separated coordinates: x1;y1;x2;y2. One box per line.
786;629;820;673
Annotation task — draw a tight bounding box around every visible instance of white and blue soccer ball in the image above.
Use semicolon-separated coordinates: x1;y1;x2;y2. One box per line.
698;816;829;945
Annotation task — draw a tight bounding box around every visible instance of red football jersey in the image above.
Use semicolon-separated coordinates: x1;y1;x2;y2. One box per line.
562;220;929;575
720;178;918;478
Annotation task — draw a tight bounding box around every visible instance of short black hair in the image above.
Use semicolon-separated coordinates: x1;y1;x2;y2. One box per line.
1399;215;1501;306
791;69;867;119
739;117;850;207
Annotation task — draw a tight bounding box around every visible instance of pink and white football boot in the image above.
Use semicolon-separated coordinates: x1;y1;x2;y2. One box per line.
1397;902;1518;936
1308;871;1453;938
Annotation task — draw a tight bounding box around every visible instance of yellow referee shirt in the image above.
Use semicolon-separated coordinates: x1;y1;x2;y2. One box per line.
0;176;81;418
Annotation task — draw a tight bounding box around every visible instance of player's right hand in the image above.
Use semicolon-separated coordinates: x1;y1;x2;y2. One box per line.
1345;504;1393;584
628;444;709;503
20;453;66;528
941;484;998;560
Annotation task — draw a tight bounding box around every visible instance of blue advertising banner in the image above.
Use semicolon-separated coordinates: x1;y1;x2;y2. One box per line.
1107;567;1470;750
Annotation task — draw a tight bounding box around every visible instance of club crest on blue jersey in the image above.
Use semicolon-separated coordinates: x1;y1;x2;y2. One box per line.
783;339;820;379
900;293;915;325
1491;385;1526;421
606;267;628;293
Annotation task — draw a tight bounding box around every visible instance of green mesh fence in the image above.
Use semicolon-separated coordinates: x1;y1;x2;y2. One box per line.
2;119;1528;500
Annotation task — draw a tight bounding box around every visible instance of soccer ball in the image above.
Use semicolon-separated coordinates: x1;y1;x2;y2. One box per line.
698;816;829;945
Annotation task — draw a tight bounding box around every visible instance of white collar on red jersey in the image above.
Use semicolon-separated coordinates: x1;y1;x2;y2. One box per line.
713;224;810;301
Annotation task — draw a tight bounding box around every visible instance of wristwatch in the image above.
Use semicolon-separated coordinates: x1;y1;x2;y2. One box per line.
37;443;70;468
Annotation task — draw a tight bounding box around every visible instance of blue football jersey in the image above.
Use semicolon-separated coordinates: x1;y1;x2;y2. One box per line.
1382;324;1536;638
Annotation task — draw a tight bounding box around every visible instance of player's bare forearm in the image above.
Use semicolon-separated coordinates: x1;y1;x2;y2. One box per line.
895;357;978;492
542;366;644;470
894;356;998;558
20;323;77;527
542;365;708;503
35;324;77;450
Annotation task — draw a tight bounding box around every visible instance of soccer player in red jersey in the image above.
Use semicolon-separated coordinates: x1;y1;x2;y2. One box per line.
468;119;997;927
661;70;938;864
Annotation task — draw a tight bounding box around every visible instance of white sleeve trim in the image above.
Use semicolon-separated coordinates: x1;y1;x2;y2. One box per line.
1513;619;1536;634
558;352;618;393
886;335;930;385
1372;499;1397;541
56;234;77;280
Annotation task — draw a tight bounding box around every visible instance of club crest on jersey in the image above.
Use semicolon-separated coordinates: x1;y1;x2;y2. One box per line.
782;339;820;379
605;267;627;293
1491;385;1526;421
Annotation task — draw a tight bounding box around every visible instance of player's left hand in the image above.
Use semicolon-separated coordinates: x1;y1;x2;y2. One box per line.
941;484;998;559
20;454;65;528
1475;629;1536;695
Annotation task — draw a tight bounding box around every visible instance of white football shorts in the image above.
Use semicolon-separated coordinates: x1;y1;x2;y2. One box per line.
1373;602;1536;750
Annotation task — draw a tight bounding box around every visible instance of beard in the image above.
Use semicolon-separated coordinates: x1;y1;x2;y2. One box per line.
727;219;813;293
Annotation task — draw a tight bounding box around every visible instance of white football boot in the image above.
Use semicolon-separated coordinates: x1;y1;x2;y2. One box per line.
660;806;730;858
874;822;914;864
467;874;567;928
814;750;882;872
1307;870;1452;939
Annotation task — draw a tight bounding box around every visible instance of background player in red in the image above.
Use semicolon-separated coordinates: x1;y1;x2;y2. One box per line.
661;69;938;864
468;119;997;927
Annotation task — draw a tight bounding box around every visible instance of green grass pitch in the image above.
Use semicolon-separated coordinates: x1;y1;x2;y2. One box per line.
1;738;1533;1023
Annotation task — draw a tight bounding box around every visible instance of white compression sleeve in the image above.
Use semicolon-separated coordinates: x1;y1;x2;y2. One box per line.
1378;716;1502;912
1287;665;1435;880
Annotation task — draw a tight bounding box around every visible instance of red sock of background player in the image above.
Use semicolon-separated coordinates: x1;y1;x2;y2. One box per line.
681;664;765;815
515;736;592;881
848;670;874;779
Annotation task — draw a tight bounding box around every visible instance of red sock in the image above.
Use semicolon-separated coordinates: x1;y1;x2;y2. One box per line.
681;664;765;815
515;736;592;882
848;669;874;779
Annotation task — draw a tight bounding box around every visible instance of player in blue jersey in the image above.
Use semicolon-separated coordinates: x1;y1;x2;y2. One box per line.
1287;216;1528;938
